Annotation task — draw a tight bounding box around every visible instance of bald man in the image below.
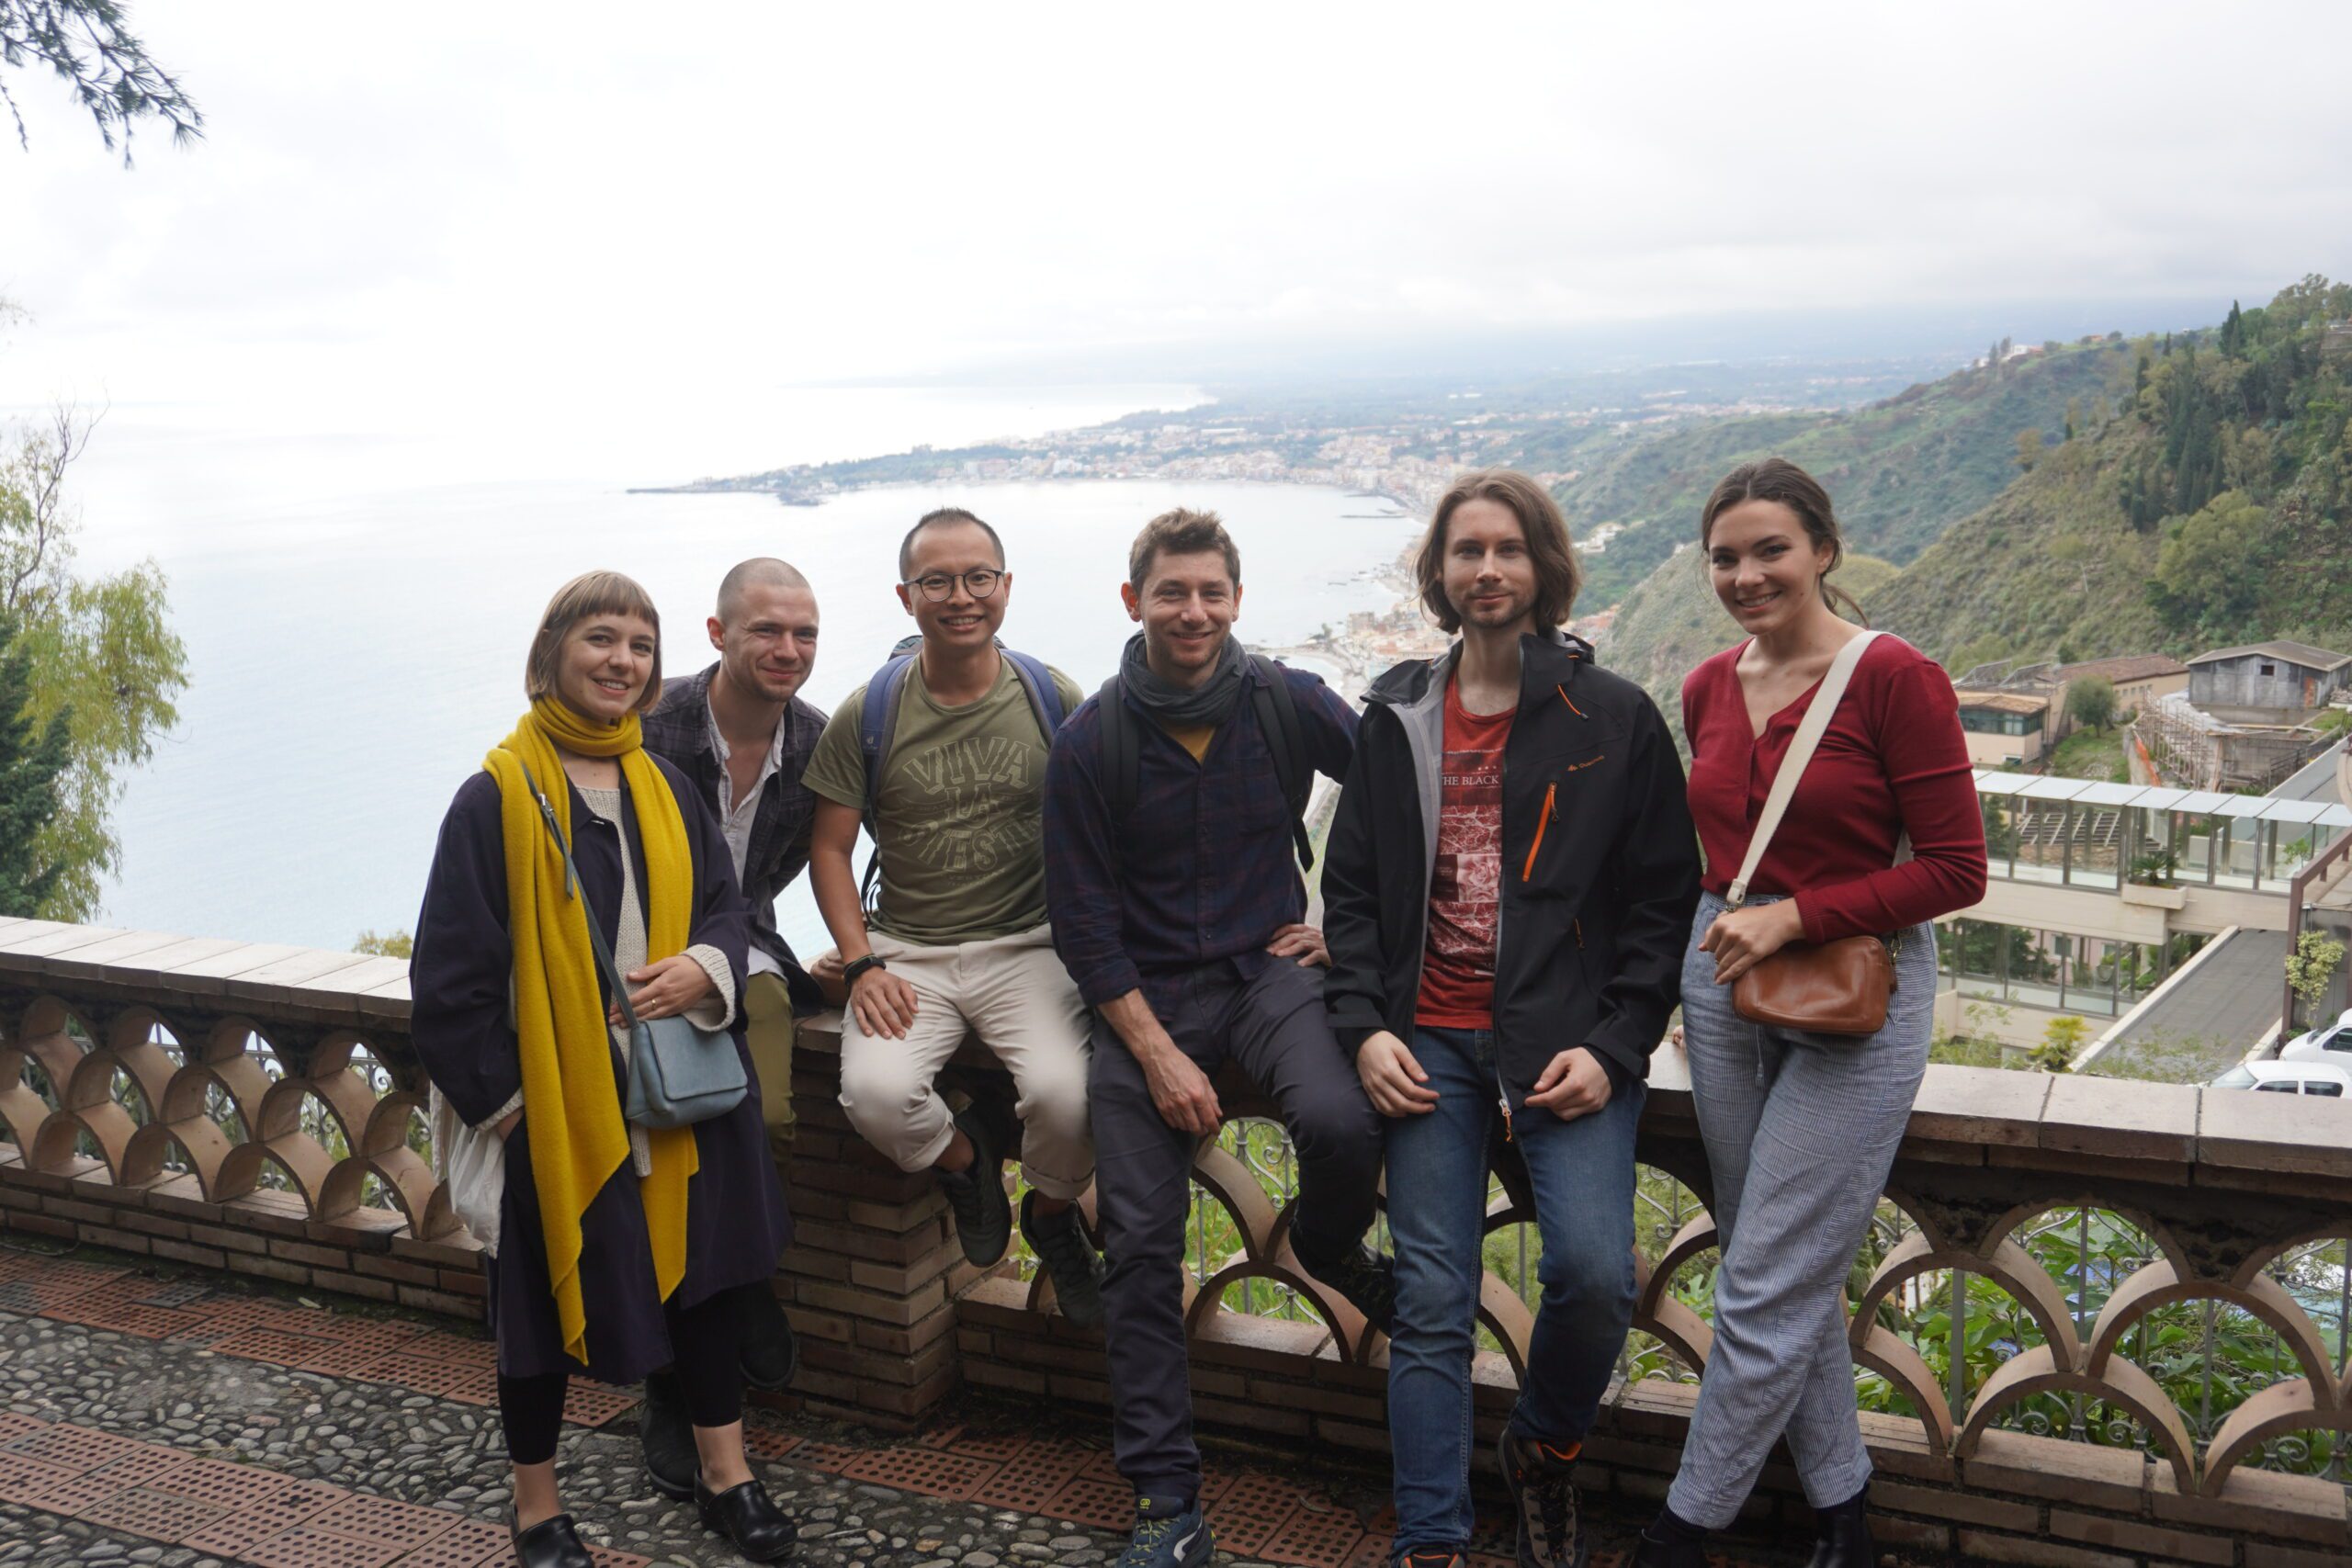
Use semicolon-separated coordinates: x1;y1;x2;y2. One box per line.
638;556;826;1497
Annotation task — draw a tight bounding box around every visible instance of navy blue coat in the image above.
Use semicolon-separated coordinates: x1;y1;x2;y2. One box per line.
410;753;793;1383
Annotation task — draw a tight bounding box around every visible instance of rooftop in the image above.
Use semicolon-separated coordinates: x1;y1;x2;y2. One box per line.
2187;639;2352;671
1952;689;2049;715
2052;654;2188;682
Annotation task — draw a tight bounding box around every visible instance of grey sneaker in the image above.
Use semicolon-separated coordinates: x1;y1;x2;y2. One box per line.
1498;1427;1586;1568
939;1106;1012;1266
1115;1498;1213;1568
1020;1190;1105;1328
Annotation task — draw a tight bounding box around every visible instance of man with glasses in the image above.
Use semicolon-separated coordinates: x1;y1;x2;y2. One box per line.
803;507;1105;1325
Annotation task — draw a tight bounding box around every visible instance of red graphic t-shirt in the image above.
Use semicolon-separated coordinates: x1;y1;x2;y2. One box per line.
1415;675;1515;1028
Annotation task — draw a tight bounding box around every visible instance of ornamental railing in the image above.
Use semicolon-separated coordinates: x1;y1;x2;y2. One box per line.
6;917;2352;1562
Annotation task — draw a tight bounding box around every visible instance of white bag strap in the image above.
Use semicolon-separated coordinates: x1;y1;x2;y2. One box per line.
1726;630;1883;909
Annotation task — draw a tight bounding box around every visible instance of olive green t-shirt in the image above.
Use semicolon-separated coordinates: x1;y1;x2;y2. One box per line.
803;655;1085;945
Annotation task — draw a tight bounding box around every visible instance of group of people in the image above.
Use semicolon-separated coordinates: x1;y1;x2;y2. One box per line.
411;456;1988;1568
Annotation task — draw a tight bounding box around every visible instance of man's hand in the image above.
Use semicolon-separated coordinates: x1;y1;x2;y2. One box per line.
1698;899;1807;986
1357;1030;1440;1117
1526;1046;1611;1121
613;954;717;1025
1265;923;1329;967
849;965;921;1041
1138;1042;1223;1137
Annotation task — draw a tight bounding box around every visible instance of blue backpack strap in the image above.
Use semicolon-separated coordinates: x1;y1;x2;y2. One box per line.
1001;649;1068;740
856;652;919;908
1248;655;1315;872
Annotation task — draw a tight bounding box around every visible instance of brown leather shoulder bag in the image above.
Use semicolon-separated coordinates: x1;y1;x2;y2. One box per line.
1723;630;1903;1041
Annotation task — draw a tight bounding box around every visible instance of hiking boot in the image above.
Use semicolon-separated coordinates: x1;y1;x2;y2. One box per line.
1114;1497;1213;1568
1020;1190;1105;1328
939;1106;1012;1267
1294;1236;1397;1335
639;1369;695;1501
1498;1427;1586;1568
735;1281;798;1393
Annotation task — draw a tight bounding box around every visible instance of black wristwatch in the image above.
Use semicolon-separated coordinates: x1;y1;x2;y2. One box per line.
842;953;888;987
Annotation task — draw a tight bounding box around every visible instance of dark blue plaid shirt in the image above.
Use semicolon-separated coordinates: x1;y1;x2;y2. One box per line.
641;663;828;1001
1043;660;1357;1011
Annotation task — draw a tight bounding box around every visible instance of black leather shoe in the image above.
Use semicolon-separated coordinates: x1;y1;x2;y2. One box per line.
736;1282;799;1393
1627;1518;1710;1568
695;1472;799;1562
511;1513;594;1568
1806;1489;1873;1568
639;1370;695;1501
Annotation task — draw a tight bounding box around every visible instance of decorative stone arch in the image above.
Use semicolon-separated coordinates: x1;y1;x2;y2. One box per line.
2086;1261;2336;1395
1852;1231;2083;1373
1955;1342;2196;1493
2198;1380;2352;1495
1981;1196;2187;1283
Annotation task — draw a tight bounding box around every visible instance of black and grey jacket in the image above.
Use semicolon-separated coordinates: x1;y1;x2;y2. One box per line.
1320;630;1701;1111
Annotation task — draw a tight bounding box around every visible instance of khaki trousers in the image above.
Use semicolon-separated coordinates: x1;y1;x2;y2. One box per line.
744;971;797;1161
836;922;1094;1201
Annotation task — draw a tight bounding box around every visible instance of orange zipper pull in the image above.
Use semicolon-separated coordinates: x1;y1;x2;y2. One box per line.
1498;1095;1514;1142
1521;783;1558;881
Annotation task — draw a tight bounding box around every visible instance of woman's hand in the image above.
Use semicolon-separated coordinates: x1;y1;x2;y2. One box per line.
1358;1031;1439;1117
849;964;921;1041
613;953;717;1024
1698;900;1807;986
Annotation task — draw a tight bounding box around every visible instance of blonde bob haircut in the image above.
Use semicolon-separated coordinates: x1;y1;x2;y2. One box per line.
525;570;665;715
1414;468;1582;634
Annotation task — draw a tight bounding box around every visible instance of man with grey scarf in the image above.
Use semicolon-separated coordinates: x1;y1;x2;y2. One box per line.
1043;508;1392;1568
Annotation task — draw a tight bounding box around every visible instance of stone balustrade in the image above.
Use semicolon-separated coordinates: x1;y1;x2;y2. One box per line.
4;916;2350;1564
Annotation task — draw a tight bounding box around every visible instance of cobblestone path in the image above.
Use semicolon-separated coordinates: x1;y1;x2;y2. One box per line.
0;1243;1801;1568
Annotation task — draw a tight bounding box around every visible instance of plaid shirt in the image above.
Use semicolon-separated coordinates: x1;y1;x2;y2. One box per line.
1042;660;1357;1013
642;663;828;998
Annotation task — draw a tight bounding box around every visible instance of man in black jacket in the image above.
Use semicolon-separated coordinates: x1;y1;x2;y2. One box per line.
636;556;827;1498
1322;471;1700;1568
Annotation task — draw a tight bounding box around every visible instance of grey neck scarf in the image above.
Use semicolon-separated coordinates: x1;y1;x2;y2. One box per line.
1120;630;1247;728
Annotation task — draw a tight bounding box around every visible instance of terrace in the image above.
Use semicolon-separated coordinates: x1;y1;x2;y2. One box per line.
1;916;2350;1567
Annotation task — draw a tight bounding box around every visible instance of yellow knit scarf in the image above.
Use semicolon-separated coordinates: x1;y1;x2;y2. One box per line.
485;695;699;1366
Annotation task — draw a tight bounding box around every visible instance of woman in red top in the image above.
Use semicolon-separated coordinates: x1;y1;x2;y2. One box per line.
1634;459;1986;1568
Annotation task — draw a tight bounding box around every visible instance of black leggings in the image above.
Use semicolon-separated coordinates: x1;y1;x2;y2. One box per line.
498;1290;742;1466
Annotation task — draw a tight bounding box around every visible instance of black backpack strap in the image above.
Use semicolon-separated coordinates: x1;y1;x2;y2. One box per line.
1095;674;1140;822
1249;656;1315;872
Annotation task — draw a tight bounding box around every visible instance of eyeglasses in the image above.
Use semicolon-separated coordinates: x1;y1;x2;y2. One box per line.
904;569;1004;603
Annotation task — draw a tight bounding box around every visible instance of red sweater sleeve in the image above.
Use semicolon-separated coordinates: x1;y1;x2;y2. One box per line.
1792;651;1988;943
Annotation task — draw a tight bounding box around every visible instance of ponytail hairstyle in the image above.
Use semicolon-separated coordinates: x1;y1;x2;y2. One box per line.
1699;457;1870;626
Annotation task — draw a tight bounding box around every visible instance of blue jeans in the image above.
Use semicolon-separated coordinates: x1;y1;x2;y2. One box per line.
1384;1026;1645;1556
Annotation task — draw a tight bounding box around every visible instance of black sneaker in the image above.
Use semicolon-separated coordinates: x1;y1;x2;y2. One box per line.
1497;1427;1586;1568
939;1105;1012;1267
735;1281;798;1393
639;1369;695;1501
1294;1237;1396;1335
1020;1190;1105;1328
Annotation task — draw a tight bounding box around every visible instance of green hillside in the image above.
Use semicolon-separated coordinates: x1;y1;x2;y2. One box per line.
1600;547;1901;740
1871;276;2352;669
1567;340;2135;606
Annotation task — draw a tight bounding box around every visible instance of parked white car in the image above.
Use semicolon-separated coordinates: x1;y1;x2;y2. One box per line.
2211;1059;2352;1097
2276;1006;2352;1064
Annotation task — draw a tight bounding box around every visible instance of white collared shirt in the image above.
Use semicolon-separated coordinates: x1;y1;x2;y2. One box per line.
708;694;788;977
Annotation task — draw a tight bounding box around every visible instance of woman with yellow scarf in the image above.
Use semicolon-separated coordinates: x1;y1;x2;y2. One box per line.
413;571;797;1566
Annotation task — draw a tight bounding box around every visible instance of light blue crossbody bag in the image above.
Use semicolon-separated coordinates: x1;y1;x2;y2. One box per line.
523;766;749;1129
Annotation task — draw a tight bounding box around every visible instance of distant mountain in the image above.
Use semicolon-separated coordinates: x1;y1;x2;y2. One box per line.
1870;276;2352;671
1566;339;2137;606
1598;547;1901;741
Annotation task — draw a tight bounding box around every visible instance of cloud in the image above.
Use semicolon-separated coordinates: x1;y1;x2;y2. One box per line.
0;0;2345;457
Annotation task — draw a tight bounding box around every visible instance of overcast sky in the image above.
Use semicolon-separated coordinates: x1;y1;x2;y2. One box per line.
2;1;2348;477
